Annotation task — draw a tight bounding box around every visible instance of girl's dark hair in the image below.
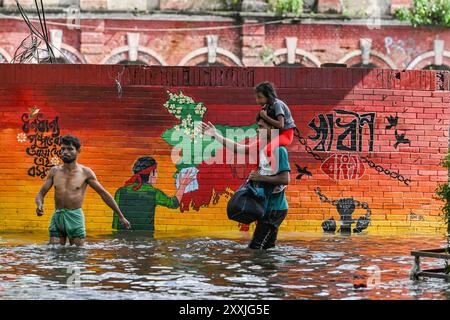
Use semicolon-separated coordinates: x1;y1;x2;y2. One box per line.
60;135;81;150
255;82;278;106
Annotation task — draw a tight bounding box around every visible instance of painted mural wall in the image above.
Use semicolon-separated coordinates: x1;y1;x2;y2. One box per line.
0;65;449;234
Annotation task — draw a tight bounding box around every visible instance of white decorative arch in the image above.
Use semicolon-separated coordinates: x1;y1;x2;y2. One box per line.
0;47;12;63
60;43;87;64
100;45;168;65
178;47;243;66
406;51;450;70
269;48;321;67
337;50;397;69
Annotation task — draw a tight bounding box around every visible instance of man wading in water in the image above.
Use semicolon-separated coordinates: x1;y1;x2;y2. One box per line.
200;115;291;249
35;135;131;246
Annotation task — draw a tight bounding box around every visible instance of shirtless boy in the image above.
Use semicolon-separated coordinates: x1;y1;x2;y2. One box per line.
35;135;131;246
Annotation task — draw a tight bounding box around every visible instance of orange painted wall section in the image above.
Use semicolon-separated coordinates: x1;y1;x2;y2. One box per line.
0;65;449;234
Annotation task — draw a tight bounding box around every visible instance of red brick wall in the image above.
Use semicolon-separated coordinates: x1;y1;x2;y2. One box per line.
1;18;450;69
0;65;448;234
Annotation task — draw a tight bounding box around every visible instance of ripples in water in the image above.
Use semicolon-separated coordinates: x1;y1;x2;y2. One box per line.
0;231;449;299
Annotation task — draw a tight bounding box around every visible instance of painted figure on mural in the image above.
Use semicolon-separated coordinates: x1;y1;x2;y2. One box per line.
112;156;195;231
35;135;131;247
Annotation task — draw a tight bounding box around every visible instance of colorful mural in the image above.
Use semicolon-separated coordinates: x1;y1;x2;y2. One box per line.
0;65;448;235
112;156;195;231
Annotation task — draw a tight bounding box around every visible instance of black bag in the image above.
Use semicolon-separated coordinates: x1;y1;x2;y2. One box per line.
227;179;269;224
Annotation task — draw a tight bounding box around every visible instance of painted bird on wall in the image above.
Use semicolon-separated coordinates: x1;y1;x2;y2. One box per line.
393;130;411;149
295;164;312;180
385;115;398;129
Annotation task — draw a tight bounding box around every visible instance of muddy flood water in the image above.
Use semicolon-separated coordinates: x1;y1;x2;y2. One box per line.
0;231;449;300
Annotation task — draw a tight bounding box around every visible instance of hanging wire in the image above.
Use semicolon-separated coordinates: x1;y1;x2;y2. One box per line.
107;66;125;98
11;0;69;63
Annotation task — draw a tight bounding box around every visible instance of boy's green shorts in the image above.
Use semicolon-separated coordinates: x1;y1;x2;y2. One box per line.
49;208;86;239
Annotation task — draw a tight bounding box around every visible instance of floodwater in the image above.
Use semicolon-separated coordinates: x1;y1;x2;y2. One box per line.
0;230;449;300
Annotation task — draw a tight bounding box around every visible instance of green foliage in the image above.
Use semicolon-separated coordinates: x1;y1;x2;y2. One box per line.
435;151;450;227
229;0;241;6
268;0;303;16
260;46;275;65
442;152;450;169
436;183;450;224
395;0;450;27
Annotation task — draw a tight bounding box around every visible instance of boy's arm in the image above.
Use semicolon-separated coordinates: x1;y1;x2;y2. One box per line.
85;168;131;229
36;167;56;216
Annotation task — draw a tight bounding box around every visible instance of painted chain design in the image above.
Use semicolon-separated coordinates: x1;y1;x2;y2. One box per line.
293;128;412;186
293;128;324;162
314;187;372;219
359;156;411;186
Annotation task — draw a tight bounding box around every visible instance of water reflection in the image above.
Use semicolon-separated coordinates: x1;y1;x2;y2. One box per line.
0;231;449;300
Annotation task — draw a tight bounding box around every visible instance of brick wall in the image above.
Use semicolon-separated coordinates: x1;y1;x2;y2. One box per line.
1;17;450;70
0;65;448;234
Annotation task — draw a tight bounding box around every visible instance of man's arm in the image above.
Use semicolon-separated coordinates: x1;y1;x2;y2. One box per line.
249;146;291;185
248;170;290;185
36;167;56;216
200;122;251;155
85;168;131;229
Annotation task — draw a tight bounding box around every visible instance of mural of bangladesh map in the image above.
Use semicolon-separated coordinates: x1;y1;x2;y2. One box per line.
161;90;258;212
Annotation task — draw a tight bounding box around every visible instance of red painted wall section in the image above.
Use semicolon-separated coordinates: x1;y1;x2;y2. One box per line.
0;65;449;234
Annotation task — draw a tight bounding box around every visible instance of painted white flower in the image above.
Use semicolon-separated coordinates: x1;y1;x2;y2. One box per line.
17;133;27;143
50;156;61;166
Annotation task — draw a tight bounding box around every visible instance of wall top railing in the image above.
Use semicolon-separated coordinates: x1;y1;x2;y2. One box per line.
0;64;448;91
